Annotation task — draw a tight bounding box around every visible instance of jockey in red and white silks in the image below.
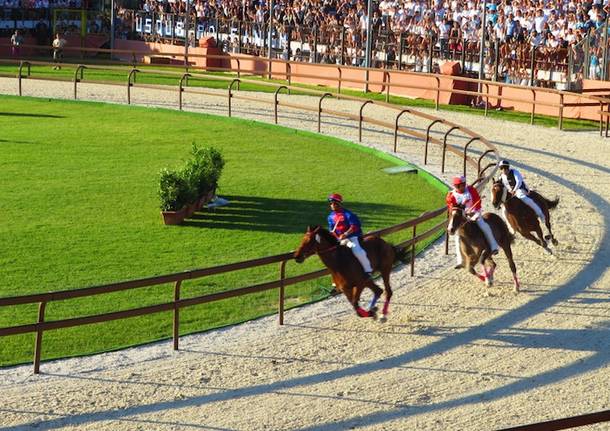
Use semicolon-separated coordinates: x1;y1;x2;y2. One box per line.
498;160;551;238
446;176;499;267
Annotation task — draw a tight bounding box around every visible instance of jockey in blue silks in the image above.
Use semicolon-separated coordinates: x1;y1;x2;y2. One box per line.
327;193;373;278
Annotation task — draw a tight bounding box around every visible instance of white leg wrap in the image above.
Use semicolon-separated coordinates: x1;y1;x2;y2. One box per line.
476;217;499;252
342;237;373;273
454;235;463;265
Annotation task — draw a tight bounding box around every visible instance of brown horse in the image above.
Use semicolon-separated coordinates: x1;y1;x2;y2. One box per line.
491;179;559;253
448;206;520;292
294;226;407;320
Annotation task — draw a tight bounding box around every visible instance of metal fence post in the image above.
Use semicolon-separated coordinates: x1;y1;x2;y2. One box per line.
318;93;332;132
173;280;182;351
274;85;288;124
441;126;460;173
127;68;139;105
340;26;346;66
603;17;609;80
278;261;287;325
359;100;373;142
33;302;47;374
530;46;536;86
567;48;574;90
410;224;416;276
179;73;191;110
493;38;499;81
398;33;404;71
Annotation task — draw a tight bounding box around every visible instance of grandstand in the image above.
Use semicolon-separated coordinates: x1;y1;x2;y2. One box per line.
3;0;610;90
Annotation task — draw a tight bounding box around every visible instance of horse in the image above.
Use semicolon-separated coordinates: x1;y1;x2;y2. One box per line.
448;205;521;292
293;226;407;321
490;179;559;253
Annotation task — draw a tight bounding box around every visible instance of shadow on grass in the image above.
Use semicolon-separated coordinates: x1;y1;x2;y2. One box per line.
182;194;419;234
0;112;65;118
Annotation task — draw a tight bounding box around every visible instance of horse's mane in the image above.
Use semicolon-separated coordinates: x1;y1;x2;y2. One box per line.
311;226;339;245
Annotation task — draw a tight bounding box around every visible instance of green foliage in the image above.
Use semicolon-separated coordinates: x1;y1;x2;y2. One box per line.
158;167;197;211
185;143;225;196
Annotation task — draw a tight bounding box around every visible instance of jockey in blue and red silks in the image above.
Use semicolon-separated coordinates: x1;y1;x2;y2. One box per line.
327;193;373;278
446;176;499;269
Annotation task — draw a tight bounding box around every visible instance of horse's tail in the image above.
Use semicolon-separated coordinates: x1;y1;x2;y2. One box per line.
544;196;560;211
532;191;559;211
393;245;410;264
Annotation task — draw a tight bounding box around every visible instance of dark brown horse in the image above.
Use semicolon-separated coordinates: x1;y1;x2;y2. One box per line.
491;179;559;253
448;206;520;292
294;226;406;320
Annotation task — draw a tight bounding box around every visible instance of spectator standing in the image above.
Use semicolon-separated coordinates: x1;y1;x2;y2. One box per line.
52;33;66;70
11;30;23;58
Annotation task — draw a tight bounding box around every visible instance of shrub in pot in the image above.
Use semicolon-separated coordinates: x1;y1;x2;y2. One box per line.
159;168;197;224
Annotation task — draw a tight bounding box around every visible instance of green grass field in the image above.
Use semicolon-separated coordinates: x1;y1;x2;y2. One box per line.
0;61;599;130
0;95;447;367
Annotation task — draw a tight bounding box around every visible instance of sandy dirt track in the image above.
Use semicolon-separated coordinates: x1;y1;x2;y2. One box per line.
0;77;609;430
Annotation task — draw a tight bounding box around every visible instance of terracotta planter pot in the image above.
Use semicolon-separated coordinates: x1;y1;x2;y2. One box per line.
161;206;187;225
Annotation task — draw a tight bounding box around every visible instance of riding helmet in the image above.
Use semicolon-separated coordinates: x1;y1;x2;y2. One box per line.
452;175;466;186
498;160;510;168
328;193;343;203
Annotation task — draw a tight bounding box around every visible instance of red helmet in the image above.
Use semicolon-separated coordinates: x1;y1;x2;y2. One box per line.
452;175;466;186
327;193;343;203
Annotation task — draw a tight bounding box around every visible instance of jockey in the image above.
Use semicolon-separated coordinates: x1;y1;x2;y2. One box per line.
498;160;551;238
446;175;499;268
327;193;373;278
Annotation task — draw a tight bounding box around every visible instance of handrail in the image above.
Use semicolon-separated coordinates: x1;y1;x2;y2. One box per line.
228;78;241;117
273;85;289;124
441;126;461;173
359;100;374;142
318;93;333;132
179;72;191;111
73;65;87;100
463;137;481;177
17;60;31;96
2;60;500;374
394;109;412;153
127;68;139;105
424;119;445;165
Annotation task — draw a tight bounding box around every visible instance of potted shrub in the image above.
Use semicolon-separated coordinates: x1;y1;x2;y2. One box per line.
186;144;225;210
159;168;197;225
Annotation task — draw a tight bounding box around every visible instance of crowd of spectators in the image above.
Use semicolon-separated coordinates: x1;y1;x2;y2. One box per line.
125;0;610;84
3;0;609;85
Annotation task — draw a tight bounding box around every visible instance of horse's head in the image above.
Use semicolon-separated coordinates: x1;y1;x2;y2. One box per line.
294;225;324;263
491;177;506;209
447;204;467;235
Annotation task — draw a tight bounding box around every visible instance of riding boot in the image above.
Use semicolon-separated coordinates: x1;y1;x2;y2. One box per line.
476;217;499;255
454;235;464;269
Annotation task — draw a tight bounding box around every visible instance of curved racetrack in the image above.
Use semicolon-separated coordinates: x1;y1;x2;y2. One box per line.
0;78;609;430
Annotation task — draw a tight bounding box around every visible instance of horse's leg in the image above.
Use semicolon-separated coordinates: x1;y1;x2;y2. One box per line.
543;207;559;246
380;270;393;320
533;223;553;254
365;279;383;317
502;242;520;292
479;249;493;287
520;228;551;253
351;284;371;318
